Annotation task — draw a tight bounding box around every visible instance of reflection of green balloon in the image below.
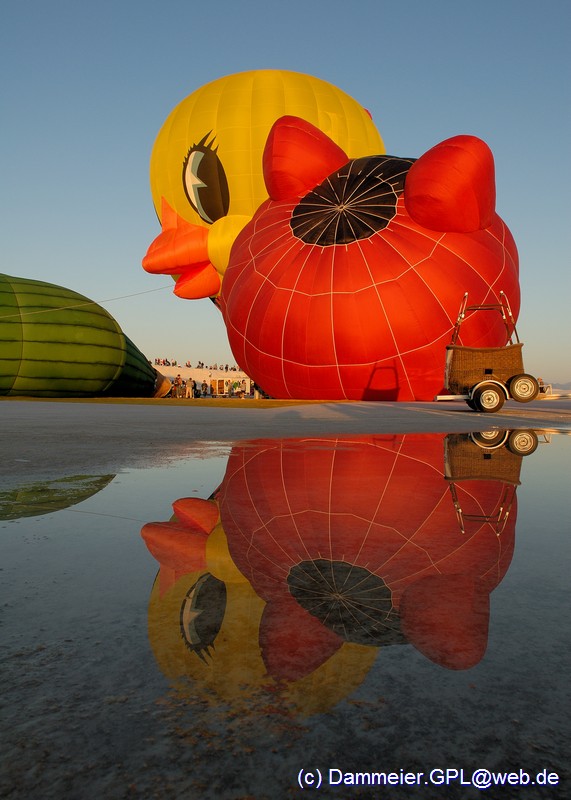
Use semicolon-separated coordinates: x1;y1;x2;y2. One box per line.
0;273;165;397
0;474;115;520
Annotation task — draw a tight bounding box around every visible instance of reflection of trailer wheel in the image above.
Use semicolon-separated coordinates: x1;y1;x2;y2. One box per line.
508;374;539;402
507;429;538;455
473;384;505;413
470;430;509;449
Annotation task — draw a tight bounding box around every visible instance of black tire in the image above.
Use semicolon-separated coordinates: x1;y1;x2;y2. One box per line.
466;398;478;410
507;429;539;456
473;383;505;413
508;373;539;403
470;430;509;449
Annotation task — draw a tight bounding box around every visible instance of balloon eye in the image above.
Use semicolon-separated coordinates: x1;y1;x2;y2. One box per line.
179;573;227;662
183;134;230;224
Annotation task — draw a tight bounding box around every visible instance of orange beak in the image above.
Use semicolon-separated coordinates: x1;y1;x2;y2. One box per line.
140;497;219;596
142;198;221;298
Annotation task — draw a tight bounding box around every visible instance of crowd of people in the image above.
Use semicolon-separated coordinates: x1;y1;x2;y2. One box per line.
169;374;251;399
154;358;242;372
150;357;261;398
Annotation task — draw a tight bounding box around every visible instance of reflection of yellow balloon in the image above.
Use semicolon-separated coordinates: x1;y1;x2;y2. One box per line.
205;522;249;584
148;571;268;702
147;528;378;717
144;70;385;299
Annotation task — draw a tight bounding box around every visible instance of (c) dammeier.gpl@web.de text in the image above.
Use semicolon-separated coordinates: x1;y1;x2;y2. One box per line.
296;767;561;790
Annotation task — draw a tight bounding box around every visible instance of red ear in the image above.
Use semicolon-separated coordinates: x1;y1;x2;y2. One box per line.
259;595;343;681
400;574;490;670
263;115;349;201
404;135;496;232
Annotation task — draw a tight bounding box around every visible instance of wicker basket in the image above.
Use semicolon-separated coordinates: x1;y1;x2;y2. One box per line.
445;342;524;394
444;434;522;484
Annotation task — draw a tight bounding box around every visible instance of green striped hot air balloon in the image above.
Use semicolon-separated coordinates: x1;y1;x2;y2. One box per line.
0;273;168;397
0;474;116;520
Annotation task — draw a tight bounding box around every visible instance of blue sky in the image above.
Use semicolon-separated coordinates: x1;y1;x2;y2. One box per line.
2;0;570;382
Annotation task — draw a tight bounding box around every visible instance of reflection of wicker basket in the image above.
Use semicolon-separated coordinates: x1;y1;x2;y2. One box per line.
444;434;522;484
445;342;524;394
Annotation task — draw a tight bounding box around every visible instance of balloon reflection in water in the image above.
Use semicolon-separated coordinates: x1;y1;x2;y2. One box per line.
142;431;536;715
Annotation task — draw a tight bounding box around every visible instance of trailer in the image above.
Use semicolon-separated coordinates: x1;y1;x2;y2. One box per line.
435;292;540;413
443;430;538;535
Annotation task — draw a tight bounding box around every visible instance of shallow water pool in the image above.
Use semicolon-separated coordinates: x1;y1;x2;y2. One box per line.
1;430;569;799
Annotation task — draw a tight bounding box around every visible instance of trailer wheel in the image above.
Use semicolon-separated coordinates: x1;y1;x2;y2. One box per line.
507;429;538;455
473;383;505;413
466;398;477;410
470;430;509;449
508;374;539;402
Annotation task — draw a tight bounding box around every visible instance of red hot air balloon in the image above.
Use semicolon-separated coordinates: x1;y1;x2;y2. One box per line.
220;117;520;401
218;434;517;677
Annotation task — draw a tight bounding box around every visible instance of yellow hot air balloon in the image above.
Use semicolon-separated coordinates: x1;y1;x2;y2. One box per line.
143;69;384;299
143;498;378;716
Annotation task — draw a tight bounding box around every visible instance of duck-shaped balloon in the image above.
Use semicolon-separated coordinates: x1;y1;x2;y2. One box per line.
220;117;520;401
141;494;377;716
142;70;384;299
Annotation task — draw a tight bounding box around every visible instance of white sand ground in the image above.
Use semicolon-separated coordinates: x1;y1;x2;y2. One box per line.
1;396;570;488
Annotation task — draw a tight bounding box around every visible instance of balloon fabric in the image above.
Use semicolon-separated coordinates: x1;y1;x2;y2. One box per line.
142;434;518;713
142;70;384;300
220;117;519;401
218;435;516;675
0;273;167;397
